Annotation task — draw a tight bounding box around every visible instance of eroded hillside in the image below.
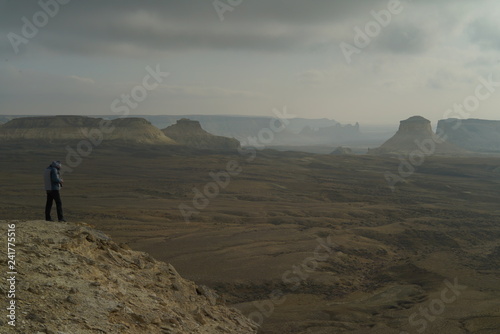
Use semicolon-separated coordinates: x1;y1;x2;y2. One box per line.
0;220;257;334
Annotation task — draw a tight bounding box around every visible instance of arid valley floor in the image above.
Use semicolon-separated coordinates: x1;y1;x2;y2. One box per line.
1;143;500;333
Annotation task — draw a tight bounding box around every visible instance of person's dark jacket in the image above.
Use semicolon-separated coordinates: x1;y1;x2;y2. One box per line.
44;161;63;191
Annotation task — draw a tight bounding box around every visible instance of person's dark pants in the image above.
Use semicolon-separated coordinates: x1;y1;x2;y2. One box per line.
45;190;64;221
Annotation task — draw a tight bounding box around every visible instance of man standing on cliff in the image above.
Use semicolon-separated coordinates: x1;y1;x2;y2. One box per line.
44;161;66;222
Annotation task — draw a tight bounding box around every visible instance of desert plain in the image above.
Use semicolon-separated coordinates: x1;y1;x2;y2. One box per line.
1;142;499;333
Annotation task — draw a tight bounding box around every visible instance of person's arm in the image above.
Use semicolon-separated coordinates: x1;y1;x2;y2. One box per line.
51;168;63;185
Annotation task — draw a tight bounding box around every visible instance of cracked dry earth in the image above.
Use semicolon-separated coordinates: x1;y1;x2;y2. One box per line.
0;220;257;334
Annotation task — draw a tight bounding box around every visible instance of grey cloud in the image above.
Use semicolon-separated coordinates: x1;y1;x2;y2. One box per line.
0;0;390;57
465;56;500;68
0;0;493;58
467;19;500;50
425;70;458;90
376;23;434;54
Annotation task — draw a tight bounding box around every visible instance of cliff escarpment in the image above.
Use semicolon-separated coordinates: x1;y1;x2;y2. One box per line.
437;118;500;153
162;119;240;150
369;116;466;155
0;116;176;145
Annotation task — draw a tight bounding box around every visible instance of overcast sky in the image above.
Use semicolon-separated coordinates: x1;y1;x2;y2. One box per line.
1;0;500;125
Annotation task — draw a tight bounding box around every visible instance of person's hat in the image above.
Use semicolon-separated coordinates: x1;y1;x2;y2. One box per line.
51;161;62;169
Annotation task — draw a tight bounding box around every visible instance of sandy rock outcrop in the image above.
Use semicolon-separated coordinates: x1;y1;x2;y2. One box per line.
0;116;176;145
0;220;257;334
369;116;466;155
162;119;240;151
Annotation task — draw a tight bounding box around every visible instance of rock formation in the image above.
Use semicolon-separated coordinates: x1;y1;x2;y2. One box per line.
0;116;176;145
0;115;372;149
437;118;500;153
0;220;257;333
162;119;240;150
369;116;466;155
331;146;353;155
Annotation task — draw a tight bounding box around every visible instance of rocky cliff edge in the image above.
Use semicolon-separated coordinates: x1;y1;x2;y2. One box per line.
0;220;257;334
